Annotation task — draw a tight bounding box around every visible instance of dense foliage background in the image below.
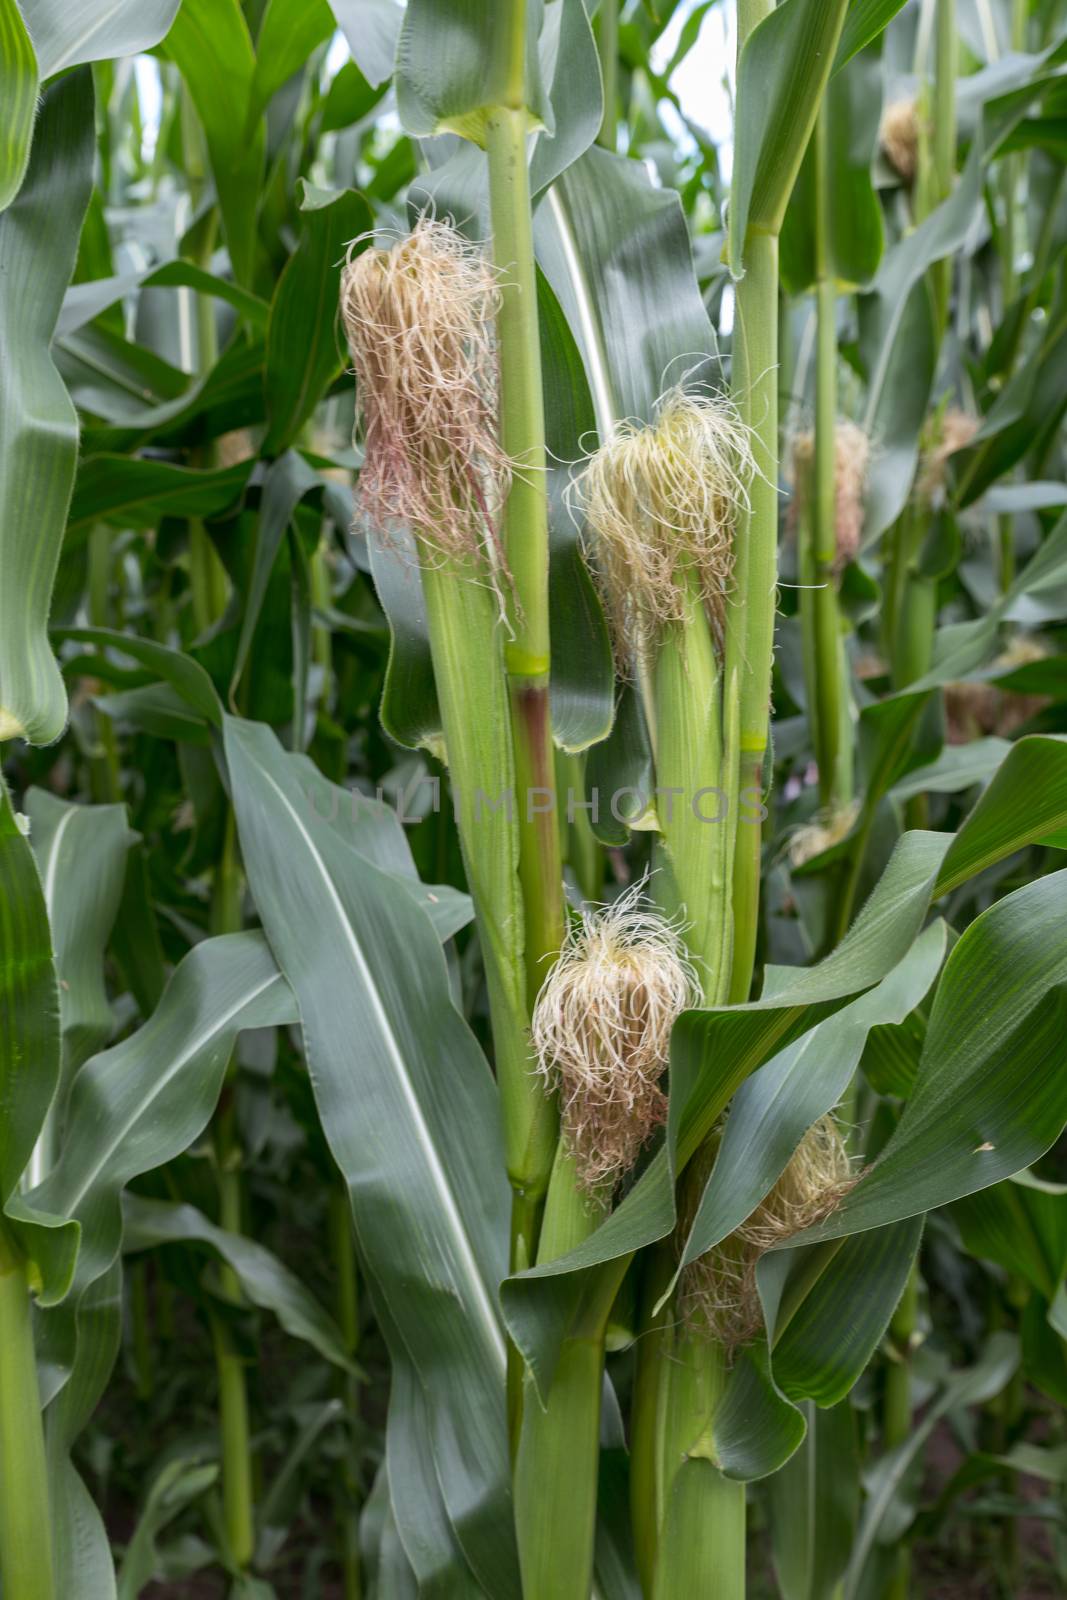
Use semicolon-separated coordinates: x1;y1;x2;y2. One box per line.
1;1;1067;1597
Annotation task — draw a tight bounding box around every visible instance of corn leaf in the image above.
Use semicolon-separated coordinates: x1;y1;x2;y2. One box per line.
331;0;404;88
20;0;180;77
9;931;297;1304
0;0;36;211
224;715;521;1599
263;183;372;455
768;1401;858;1600
163;0;264;286
0;69;93;744
675;923;947;1276
788;870;1067;1245
729;0;850;274
396;0;550;142
0;777;59;1204
42;1263;123;1599
780;45;884;293
122;1195;356;1372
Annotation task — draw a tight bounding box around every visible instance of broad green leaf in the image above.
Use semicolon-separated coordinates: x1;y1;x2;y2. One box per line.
0;777;59;1205
934;734;1067;895
10;932;297;1304
66;333;267;454
42;1262;122;1599
24;792;131;1179
889;736;1011;801
57;261;269;341
231;452;322;703
762;1217;924;1407
263;183;372;455
331;0;403;87
768;1401;858;1600
67;456;253;531
539;267;613;752
528;0;601;198
953;1172;1067;1304
535;144;719;436
0;0;36;211
293;755;474;942
20;0;180;77
676;923;946;1276
833;0;910;70
55;629;222;728
164;0;265;286
791;870;1067;1246
122;1194;355;1371
224;716;520;1598
248;0;335;131
381;1305;487;1597
780;45;884;292
396;0;550;143
0;69;93;743
729;0;850;274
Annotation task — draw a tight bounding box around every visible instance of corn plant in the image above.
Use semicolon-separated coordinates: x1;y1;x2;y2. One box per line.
1;1;1067;1598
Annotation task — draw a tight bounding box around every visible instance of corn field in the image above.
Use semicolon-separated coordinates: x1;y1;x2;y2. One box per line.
2;0;1067;1596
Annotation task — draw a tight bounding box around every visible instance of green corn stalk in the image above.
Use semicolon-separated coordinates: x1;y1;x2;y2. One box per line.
884;0;957;833
725;0;851;1001
596;0;619;151
330;1188;363;1600
882;1265;920;1600
208;810;256;1573
801;105;852;811
0;1224;55;1600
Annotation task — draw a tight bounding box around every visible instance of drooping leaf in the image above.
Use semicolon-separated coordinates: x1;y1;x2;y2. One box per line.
0;0;36;211
330;0;404;88
676;923;946;1276
24;792;131;1163
790;870;1067;1246
67;456;253;532
122;1194;356;1371
0;777;60;1205
10;932;297;1304
263;183;372;455
20;0;180;77
934;734;1067;895
396;0;550;144
0;68;94;744
224;716;520;1598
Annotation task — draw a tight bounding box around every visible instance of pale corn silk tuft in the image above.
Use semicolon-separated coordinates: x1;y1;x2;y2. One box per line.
790;419;871;571
569;387;757;664
787;799;861;870
880;98;920;182
916;406;979;507
680;1115;855;1354
531;883;700;1192
338;216;511;572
